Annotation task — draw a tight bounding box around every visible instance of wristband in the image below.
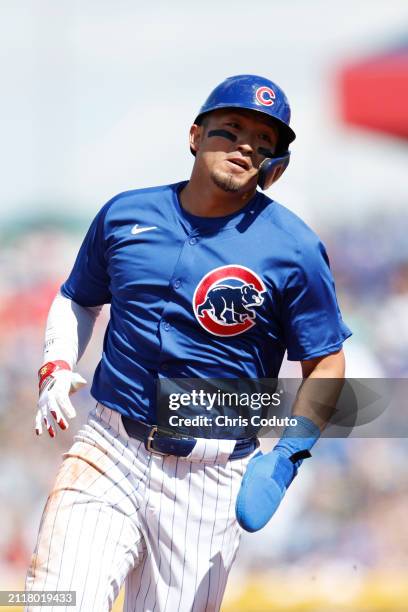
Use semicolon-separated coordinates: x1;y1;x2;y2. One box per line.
274;415;321;466
38;360;71;394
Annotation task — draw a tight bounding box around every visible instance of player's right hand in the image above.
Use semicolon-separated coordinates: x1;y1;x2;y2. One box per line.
36;360;87;437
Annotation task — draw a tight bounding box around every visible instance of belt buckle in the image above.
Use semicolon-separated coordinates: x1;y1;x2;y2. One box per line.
145;425;167;456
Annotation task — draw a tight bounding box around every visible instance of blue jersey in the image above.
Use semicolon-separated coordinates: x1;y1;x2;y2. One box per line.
61;181;351;422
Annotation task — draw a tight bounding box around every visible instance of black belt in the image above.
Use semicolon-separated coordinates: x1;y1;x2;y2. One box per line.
121;416;258;461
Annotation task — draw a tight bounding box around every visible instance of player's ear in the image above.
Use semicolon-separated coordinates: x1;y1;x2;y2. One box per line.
189;124;203;154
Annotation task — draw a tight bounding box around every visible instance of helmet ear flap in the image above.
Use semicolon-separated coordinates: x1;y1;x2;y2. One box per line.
258;153;290;190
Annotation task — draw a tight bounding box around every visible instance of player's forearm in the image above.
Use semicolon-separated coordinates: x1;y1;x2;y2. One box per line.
292;350;346;431
43;292;103;368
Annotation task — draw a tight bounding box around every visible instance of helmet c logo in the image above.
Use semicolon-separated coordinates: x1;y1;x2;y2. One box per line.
255;86;275;107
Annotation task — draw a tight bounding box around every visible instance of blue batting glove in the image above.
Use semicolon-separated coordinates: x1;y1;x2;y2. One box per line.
235;416;320;532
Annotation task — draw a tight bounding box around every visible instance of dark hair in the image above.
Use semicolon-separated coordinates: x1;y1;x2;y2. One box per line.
195;113;210;128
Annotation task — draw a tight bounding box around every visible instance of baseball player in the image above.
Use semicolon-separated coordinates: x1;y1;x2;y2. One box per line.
25;74;351;611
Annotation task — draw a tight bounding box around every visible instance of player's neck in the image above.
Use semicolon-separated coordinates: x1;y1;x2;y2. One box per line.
180;174;256;218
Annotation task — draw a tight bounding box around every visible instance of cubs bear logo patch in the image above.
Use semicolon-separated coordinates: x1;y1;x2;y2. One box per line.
193;265;266;337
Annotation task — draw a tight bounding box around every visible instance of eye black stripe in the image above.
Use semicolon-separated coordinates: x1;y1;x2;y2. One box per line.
257;147;274;158
207;129;237;142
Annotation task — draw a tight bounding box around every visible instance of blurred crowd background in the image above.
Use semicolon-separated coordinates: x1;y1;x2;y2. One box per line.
1;1;407;610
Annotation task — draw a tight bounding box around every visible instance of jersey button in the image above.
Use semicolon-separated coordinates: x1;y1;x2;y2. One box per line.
174;279;181;289
164;322;171;331
189;237;197;245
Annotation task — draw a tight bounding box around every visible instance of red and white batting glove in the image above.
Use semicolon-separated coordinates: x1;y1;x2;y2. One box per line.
36;361;87;437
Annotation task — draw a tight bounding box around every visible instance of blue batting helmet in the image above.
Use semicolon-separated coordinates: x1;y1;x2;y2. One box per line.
193;74;296;190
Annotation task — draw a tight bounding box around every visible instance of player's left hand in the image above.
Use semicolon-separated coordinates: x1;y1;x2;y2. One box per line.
235;448;302;532
36;360;87;437
236;415;320;532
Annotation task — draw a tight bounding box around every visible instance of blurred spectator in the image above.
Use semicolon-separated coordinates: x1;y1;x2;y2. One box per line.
374;262;408;375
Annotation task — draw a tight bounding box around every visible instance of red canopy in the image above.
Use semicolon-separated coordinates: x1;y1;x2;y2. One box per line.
338;47;408;139
0;281;60;332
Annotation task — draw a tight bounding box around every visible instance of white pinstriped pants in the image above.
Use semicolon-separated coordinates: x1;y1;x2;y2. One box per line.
25;405;255;612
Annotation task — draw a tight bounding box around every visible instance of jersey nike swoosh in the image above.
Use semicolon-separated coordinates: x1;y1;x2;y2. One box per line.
131;224;158;235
